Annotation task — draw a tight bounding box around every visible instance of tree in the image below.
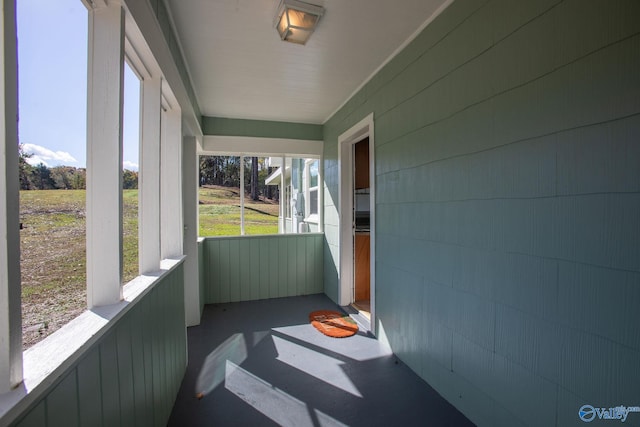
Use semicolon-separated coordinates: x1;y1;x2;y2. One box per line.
122;169;138;189
18;143;34;189
71;168;86;189
16;149;90;191
251;157;259;200
51;166;73;189
199;155;244;188
33;163;54;190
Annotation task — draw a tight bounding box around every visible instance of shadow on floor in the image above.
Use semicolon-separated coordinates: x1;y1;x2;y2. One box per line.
168;294;475;427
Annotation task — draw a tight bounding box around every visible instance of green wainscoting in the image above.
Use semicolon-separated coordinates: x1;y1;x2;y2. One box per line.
203;233;324;304
11;262;186;427
198;238;206;315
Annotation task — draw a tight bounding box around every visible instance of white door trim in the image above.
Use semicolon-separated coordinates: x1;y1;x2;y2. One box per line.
338;113;375;334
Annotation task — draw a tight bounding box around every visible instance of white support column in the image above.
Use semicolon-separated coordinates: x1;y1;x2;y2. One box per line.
86;0;125;308
160;106;182;259
318;156;324;232
0;0;22;392
182;136;200;326
138;74;161;274
240;156;245;235
281;156;286;234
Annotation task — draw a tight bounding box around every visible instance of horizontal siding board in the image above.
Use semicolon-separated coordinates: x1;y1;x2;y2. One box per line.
558;262;640;352
557;114;640;195
324;1;640;426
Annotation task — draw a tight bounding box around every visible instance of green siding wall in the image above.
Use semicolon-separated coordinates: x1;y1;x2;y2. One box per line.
203;234;324;304
198;239;205;315
11;264;187;427
202;116;324;140
323;1;640;426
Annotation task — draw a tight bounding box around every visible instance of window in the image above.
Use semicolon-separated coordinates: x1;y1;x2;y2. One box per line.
199;154;320;236
198;155;279;236
284;184;292;220
244;157;279;235
305;159;319;220
199;155;242;236
17;0;88;349
122;61;140;283
1;0;186;395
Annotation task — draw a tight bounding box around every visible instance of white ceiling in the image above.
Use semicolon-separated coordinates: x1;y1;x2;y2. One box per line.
164;0;450;124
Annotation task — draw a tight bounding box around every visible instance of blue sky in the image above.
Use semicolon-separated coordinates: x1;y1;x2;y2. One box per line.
18;0;140;171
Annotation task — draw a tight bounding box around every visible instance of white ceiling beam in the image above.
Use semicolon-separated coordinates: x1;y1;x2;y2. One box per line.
201;135;323;158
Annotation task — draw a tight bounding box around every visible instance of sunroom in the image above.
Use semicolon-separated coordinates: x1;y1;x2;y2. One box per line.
1;0;639;426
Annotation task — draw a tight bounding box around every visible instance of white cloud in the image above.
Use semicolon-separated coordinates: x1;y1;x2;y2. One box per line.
123;160;139;171
22;143;77;166
25;154;49;167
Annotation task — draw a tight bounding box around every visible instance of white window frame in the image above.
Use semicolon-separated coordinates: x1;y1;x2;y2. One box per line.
196;152;323;235
304;158;319;224
284;183;292;220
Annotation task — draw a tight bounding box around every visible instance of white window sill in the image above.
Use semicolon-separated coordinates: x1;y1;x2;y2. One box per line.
0;257;185;425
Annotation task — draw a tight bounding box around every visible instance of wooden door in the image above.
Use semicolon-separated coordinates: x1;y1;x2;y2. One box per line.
354;233;370;301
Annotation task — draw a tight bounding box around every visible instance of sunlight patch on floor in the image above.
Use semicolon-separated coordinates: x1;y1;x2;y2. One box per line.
273;324;392;362
195;333;248;397
225;360;349;427
272;334;362;397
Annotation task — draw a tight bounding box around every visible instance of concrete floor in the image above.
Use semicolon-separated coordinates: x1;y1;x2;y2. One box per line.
168;294;475;427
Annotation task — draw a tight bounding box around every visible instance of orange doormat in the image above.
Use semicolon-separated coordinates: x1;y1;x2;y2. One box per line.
309;310;358;338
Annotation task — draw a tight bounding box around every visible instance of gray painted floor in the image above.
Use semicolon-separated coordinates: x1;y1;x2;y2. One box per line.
168;294;475;426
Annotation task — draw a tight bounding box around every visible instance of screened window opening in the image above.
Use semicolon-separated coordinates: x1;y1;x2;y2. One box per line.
199;154;321;236
17;0;88;349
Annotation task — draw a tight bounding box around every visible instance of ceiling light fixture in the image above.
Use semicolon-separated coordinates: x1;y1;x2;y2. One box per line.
275;0;324;45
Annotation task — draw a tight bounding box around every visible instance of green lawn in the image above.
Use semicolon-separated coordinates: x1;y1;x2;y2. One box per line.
198;185;279;236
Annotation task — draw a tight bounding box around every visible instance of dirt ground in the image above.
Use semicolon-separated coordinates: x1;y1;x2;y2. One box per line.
19;191;87;349
19;190;138;349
